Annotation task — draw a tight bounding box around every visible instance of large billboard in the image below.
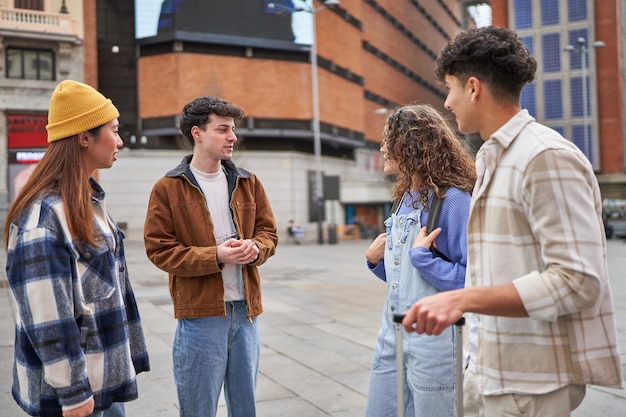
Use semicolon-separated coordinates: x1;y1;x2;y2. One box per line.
136;0;313;50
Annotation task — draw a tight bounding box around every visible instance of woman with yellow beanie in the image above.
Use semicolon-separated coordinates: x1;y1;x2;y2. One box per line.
4;80;150;417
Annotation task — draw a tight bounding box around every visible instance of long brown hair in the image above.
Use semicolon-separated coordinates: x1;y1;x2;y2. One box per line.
383;103;476;208
4;135;98;247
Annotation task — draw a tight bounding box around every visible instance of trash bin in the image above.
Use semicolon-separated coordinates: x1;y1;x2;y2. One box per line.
328;224;338;244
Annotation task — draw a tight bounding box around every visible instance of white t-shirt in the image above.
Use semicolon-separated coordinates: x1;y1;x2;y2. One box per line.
190;165;244;301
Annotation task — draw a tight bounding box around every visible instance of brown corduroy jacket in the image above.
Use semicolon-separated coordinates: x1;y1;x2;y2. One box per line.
144;155;278;320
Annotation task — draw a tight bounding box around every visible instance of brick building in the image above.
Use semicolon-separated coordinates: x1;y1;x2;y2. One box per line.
0;0;472;240
122;0;466;240
16;2;621;239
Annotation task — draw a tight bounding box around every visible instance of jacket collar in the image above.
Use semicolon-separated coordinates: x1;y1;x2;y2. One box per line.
89;177;106;201
472;110;534;200
165;154;252;179
489;109;535;150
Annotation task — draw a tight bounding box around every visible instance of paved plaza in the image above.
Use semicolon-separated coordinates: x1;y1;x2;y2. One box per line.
1;235;625;416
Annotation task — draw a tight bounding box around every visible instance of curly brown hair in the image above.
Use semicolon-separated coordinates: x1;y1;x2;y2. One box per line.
435;25;536;103
383;103;476;208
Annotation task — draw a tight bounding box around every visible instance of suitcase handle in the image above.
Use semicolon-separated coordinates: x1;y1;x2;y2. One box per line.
392;313;465;327
393;313;465;417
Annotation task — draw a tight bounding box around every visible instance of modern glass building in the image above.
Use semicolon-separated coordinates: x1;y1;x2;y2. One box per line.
490;0;625;189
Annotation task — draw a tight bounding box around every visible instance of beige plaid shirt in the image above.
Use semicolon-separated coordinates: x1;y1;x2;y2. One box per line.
467;110;623;395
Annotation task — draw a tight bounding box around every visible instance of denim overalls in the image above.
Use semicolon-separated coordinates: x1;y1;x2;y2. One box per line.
365;205;457;417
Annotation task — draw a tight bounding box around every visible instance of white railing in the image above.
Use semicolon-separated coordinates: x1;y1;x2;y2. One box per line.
0;7;78;36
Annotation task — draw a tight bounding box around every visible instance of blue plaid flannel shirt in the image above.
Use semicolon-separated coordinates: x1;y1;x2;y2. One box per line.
6;179;149;416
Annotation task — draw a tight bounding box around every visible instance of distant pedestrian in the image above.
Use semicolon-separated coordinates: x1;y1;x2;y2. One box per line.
287;219;304;244
401;25;624;417
4;80;150;417
364;103;476;417
144;96;278;417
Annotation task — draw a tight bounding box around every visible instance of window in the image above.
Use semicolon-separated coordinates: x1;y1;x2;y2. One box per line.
14;0;43;10
514;0;532;29
568;0;587;22
6;48;55;80
542;33;561;72
541;0;559;25
543;79;563;120
570;76;590;118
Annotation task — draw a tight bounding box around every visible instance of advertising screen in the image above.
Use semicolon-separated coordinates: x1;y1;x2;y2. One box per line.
7;113;48;202
135;0;313;49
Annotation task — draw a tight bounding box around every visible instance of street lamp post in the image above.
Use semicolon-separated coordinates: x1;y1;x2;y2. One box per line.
310;4;324;244
564;37;604;161
306;0;340;244
269;0;339;244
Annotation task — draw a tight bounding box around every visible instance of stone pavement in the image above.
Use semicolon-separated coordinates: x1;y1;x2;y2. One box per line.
1;236;625;416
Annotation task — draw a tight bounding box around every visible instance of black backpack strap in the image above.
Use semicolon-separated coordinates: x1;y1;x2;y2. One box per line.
427;191;444;234
427;188;451;262
390;199;400;216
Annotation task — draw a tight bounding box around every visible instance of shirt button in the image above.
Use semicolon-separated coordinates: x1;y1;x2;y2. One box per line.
390;306;396;312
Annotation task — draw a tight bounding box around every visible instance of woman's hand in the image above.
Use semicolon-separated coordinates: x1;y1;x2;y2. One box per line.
365;233;387;265
412;226;441;249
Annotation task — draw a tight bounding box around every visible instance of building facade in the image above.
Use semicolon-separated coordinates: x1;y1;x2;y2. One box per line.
0;0;95;219
489;0;626;197
5;1;623;240
0;1;501;241
116;0;466;241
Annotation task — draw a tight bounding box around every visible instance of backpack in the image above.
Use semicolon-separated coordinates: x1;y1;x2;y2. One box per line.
390;188;451;262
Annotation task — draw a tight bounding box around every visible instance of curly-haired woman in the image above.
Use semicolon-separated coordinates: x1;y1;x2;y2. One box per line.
364;103;476;417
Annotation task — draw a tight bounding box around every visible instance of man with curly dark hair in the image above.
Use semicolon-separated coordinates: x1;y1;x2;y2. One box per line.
144;96;278;417
402;26;623;417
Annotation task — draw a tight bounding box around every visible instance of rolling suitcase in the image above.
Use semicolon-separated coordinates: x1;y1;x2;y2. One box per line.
392;314;465;417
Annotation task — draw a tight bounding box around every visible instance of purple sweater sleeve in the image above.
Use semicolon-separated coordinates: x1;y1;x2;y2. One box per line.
409;187;470;291
367;259;386;282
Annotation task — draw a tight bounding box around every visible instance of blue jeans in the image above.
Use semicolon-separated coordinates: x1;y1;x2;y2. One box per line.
88;402;125;417
173;301;259;417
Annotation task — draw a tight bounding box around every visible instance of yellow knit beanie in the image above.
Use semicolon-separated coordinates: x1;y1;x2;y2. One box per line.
46;80;120;142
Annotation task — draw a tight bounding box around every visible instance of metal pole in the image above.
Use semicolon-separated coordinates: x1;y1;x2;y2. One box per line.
311;7;324;244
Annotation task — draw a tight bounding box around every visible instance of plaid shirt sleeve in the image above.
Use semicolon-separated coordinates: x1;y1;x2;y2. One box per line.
511;147;605;321
8;202;93;407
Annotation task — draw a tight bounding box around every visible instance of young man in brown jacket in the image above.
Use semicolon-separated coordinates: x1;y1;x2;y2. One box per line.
144;96;278;417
